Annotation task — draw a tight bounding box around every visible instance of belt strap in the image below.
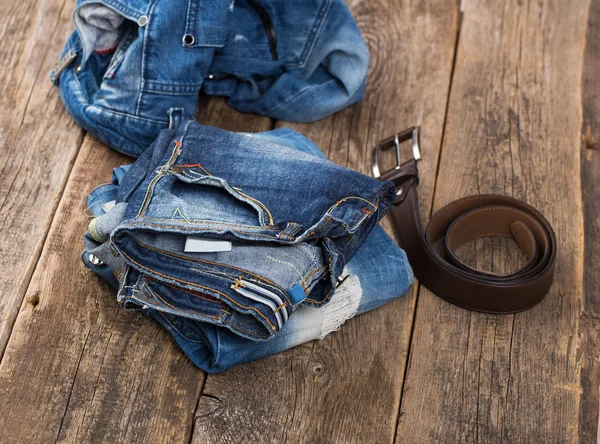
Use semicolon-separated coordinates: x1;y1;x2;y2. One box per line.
373;127;557;313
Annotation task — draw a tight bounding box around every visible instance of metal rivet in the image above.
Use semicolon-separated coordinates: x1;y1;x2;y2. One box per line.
137;15;148;26
76;65;82;73
207;74;214;80
182;34;195;46
396;188;403;196
89;253;103;265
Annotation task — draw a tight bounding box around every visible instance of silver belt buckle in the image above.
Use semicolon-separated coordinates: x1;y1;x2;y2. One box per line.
372;126;421;179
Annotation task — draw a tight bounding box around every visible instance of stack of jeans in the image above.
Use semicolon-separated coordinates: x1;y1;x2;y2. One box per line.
83;121;414;372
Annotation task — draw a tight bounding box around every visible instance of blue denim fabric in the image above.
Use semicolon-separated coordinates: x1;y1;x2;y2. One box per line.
83;124;413;372
108;121;395;340
51;0;370;157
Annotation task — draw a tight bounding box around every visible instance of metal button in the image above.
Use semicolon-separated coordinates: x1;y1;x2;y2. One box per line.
89;253;104;266
182;34;195;46
137;15;148;26
76;65;82;73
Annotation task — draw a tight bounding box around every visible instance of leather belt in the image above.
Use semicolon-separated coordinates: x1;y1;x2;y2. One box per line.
373;127;557;313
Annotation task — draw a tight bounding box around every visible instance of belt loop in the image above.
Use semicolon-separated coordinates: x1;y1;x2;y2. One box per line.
167;108;185;129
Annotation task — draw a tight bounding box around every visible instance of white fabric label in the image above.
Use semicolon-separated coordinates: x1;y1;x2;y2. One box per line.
184;237;232;253
101;200;116;213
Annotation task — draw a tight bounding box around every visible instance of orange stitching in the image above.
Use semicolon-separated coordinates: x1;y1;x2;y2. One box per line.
175;163;212;176
132;217;279;230
142;283;223;319
236;190;275;226
222;318;269;340
138;241;282;289
233;276;242;291
301;266;325;290
122;221;279;237
136;140;182;218
118;249;277;333
274;303;287;314
147;277;225;305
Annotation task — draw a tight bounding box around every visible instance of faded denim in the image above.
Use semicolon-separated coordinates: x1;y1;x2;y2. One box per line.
51;0;370;157
83;123;413;372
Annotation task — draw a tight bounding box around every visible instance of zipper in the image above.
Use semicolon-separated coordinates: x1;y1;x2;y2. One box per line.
246;0;278;60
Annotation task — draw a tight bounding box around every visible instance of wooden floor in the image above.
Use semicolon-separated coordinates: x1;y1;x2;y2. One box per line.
0;0;598;442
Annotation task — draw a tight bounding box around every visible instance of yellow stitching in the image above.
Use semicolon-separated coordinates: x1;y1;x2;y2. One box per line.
171;207;191;223
138;241;282;288
118;249;277;333
136;140;182;218
233;276;242;291
301;266;325;289
125;218;279;231
143;282;224;319
266;255;303;278
151;278;227;305
236;190;274;225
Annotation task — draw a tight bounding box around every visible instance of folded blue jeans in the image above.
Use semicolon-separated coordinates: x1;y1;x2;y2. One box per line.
83;123;414;372
51;0;370;157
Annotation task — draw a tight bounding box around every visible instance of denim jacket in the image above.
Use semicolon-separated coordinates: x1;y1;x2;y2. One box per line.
51;0;370;157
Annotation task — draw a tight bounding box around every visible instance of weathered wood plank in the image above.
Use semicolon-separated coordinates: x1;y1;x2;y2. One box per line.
396;0;589;442
0;0;86;354
192;1;460;443
578;0;600;441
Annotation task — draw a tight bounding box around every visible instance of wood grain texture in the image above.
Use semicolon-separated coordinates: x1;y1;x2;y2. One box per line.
579;0;600;441
396;0;589;442
192;1;459;443
0;0;86;354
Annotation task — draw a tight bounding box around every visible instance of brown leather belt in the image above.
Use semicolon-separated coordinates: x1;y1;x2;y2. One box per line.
373;127;557;313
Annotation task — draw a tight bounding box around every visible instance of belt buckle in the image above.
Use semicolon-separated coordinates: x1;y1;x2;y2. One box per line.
372;126;421;179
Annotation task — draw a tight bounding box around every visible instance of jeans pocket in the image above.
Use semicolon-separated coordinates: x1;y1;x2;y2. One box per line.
167;164;276;229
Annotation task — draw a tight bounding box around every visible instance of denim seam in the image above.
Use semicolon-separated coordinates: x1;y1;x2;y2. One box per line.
122;222;281;239
89;104;169;125
171;166;274;227
117;248;278;333
81;0;144;20
142;81;203;95
148;277;229;307
304;254;335;305
136;240;292;307
136;137;184;218
288;0;332;68
72;71;92;105
142;280;226;320
129;217;278;231
300;265;325;291
189;267;291;307
137;0;160;115
138;240;286;291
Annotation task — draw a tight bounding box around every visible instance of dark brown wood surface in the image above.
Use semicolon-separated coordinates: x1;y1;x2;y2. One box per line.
0;0;597;442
